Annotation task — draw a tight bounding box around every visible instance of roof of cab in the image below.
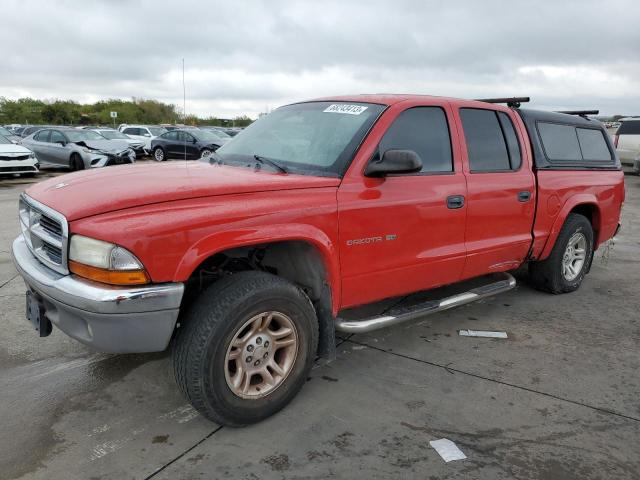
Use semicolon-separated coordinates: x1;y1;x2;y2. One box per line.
307;94;459;105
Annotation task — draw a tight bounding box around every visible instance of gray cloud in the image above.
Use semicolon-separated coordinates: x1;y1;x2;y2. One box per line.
1;0;639;117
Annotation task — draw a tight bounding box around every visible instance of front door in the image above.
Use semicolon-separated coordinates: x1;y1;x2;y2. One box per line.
455;106;536;279
337;103;468;309
48;130;70;167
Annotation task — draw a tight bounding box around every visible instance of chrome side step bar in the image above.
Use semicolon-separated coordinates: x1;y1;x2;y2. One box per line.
335;273;516;334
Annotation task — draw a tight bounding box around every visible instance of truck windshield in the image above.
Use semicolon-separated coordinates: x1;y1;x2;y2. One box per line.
215;101;385;177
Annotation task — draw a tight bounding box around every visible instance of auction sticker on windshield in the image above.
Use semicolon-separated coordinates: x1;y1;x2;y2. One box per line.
323;104;368;115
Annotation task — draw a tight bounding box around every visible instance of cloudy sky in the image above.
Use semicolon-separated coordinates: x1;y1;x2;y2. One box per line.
2;0;639;118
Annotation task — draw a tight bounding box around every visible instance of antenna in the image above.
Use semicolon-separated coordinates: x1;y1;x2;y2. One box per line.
183;58;186;162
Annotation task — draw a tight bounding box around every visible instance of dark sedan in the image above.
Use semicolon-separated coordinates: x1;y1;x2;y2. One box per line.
150;129;229;161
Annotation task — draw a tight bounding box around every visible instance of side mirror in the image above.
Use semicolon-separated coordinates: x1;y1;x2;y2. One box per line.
143;133;151;137
364;149;422;177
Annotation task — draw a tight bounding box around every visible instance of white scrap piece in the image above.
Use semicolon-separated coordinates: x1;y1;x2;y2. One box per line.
459;329;508;339
429;438;467;462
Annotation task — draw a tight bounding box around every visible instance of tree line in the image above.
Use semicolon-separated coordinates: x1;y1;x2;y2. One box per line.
0;97;253;127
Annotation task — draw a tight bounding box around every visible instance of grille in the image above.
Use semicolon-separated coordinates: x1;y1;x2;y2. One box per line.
0;154;30;161
0;166;37;173
19;194;69;274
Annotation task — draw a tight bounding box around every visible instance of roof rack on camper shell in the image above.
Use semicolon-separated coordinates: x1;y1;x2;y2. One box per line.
475;97;530;108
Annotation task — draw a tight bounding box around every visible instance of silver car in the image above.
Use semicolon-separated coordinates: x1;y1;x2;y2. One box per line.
91;128;147;157
22;128;135;170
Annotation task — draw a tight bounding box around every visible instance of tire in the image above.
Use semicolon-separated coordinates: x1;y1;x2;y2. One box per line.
528;213;594;294
70;153;84;171
172;271;319;426
153;147;166;162
200;148;213;159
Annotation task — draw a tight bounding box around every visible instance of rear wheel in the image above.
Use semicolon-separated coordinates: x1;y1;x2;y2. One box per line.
69;153;84;171
200;148;213;159
153;147;166;162
172;271;318;426
528;213;594;294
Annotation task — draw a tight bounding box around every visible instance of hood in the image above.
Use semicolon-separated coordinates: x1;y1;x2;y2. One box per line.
0;143;32;155
74;139;131;153
26;161;340;221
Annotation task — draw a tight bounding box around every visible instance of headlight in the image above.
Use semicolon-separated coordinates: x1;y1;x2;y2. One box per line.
68;234;150;285
28;152;36;159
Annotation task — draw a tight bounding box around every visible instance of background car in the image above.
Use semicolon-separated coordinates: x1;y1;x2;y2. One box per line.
214;126;243;137
198;125;233;141
150;128;228;161
22;127;135;170
613;117;640;167
0;135;39;177
12;126;27;137
91;128;147;157
19;125;54;138
0;126;22;144
118;125;167;152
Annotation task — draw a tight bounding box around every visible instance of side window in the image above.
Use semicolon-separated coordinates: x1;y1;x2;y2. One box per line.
123;128;139;136
50;131;66;144
460;108;510;171
497;112;522;169
576;128;612;161
177;132;194;143
163;131;178;141
537;123;582;161
35;130;50;142
616;121;640;135
378;107;453;173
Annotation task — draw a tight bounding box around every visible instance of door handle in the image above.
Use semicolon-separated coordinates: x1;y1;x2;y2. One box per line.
446;195;465;209
518;191;532;202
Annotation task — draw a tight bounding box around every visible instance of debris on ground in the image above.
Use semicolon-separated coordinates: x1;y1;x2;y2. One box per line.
429;438;467;462
458;330;508;338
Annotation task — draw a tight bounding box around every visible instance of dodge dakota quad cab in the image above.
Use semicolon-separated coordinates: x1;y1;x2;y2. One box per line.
12;95;624;426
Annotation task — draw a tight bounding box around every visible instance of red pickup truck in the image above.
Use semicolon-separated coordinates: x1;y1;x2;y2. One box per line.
12;95;624;426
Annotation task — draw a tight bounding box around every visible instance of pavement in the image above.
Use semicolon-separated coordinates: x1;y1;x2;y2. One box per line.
0;167;639;480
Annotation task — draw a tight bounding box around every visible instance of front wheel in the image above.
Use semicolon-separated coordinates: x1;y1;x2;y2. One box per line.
70;153;84;171
153;147;166;162
200;148;213;159
528;213;594;294
172;271;318;426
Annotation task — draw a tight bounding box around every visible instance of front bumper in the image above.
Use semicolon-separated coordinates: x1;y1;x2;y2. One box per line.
11;235;184;353
0;158;39;175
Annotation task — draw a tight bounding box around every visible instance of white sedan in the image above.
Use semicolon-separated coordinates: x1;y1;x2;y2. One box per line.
0;136;39;177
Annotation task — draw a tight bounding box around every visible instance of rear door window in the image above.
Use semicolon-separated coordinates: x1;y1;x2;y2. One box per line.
35;130;50;142
576;128;612;161
497;112;522;169
378;106;453;173
460;108;510;171
537;123;582;161
123;128;140;136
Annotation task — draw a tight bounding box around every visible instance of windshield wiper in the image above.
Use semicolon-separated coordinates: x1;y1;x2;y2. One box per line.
253;154;288;174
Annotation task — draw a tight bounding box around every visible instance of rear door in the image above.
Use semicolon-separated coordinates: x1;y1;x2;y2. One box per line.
455;106;536;279
337;102;468;308
29;130;51;163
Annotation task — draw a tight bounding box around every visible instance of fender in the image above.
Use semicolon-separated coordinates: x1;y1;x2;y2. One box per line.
174;222;342;314
539;194;600;260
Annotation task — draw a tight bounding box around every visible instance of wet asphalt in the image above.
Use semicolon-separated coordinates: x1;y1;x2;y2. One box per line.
0;168;639;480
